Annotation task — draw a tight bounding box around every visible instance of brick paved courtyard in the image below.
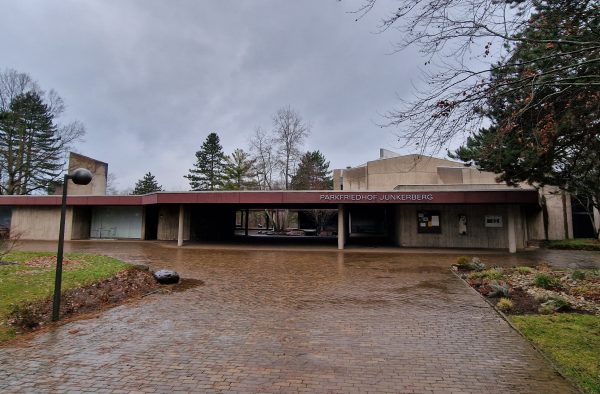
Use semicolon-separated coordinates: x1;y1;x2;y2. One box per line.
0;242;578;393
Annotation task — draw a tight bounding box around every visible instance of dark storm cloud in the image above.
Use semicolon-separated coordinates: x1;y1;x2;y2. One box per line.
1;0;424;190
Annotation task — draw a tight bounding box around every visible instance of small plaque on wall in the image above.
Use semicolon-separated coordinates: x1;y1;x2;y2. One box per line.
458;214;467;235
485;215;503;227
417;211;441;233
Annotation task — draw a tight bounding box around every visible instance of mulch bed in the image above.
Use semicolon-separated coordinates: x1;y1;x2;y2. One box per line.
454;264;599;315
486;288;540;315
8;268;203;334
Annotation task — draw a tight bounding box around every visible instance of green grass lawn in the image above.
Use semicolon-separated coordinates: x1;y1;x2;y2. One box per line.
545;238;600;251
511;314;600;393
0;252;129;342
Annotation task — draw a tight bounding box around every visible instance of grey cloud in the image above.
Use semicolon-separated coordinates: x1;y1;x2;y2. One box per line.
1;0;424;191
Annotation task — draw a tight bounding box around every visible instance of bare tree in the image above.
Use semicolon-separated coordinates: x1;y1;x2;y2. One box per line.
106;173;120;195
0;69;85;194
0;69;39;112
0;231;21;259
58;121;86;152
249;127;277;190
249;128;286;230
304;209;337;235
352;0;600;152
272;106;310;189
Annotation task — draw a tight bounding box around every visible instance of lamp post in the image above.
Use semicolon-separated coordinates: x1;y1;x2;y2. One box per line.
51;168;93;322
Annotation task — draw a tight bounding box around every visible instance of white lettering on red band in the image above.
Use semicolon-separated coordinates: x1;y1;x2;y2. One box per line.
319;193;434;202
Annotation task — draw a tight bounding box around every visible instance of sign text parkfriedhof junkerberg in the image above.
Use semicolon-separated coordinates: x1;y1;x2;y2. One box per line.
319;193;434;202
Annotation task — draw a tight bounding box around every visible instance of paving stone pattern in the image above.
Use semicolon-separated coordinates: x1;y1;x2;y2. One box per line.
0;243;577;393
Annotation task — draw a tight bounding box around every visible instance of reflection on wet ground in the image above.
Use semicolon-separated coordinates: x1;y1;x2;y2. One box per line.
15;239;600;269
0;240;588;393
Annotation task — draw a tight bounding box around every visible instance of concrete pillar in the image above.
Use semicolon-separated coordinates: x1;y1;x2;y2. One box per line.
338;204;345;250
244;209;249;236
507;206;517;253
177;204;184;247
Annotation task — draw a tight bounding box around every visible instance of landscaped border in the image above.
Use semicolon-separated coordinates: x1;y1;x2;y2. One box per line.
451;264;600;393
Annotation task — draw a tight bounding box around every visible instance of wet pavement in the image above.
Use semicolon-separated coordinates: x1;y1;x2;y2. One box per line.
0;241;590;393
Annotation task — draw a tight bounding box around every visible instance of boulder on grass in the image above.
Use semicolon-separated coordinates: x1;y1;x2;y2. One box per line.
153;269;180;284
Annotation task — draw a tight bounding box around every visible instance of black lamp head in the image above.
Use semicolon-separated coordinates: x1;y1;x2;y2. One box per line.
70;168;93;185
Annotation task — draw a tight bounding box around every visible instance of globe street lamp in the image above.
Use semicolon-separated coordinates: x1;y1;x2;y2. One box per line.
52;168;93;321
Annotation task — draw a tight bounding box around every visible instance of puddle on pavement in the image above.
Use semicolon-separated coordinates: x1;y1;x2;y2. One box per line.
12;240;600;278
391;278;453;294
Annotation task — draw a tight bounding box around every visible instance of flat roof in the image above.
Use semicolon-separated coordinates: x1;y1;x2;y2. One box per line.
0;190;540;206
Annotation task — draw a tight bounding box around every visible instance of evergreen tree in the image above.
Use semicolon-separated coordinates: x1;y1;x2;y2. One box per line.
223;149;257;190
0;92;64;194
452;0;600;236
290;150;332;190
132;172;163;194
185;132;226;191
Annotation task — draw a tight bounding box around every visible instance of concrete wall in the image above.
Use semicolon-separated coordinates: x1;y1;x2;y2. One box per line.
542;186;573;240
10;206;73;241
394;204;526;249
337;154;500;191
461;167;499;184
343;166;368;190
333;169;343;190
437;167;463;184
526;209;545;241
333;150;575;242
71;206;91;240
67;152;108;196
157;205;190;241
367;155;458;188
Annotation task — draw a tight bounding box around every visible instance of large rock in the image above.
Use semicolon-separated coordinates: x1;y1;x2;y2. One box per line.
153;269;180;284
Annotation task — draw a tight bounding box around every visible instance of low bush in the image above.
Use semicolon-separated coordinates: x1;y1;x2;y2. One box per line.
496;298;513;312
487;280;511;298
456;256;470;266
538;297;570;314
550;296;570;311
469;268;503;280
571;270;586;281
515;266;533;275
455;256;486;271
470;258;486;271
534;273;560;289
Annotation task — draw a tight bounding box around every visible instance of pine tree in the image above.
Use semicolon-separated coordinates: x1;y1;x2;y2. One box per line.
222;149;257;190
0;92;64;194
132;172;163;195
185;132;226;191
452;0;600;236
290;150;332;190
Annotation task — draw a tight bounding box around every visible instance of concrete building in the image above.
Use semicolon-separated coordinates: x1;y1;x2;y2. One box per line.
52;153;108;196
0;151;597;253
333;149;599;245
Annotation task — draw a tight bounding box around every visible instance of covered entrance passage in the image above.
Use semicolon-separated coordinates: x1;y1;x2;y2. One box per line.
151;190;538;253
0;189;540;252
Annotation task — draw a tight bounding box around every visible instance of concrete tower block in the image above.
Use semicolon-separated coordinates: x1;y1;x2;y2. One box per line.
65;152;108;196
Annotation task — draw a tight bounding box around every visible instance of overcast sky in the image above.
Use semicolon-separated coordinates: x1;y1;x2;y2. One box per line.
2;0;430;191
